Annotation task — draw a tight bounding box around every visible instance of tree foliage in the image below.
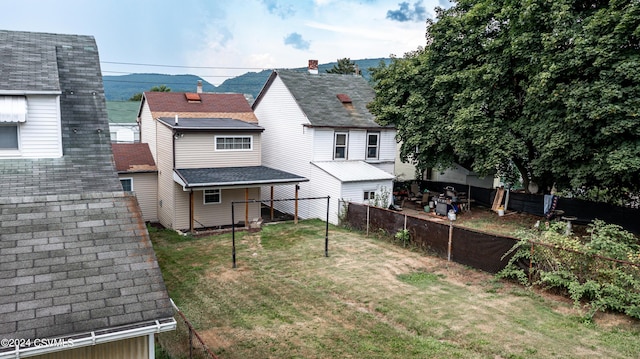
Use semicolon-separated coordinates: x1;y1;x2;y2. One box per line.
128;84;171;101
326;58;359;75
368;0;640;194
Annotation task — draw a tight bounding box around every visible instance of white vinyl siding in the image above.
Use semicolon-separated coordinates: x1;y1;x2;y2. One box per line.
253;75;313;177
0;95;62;158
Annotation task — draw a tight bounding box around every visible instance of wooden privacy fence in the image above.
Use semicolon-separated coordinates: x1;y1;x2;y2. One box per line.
344;202;519;274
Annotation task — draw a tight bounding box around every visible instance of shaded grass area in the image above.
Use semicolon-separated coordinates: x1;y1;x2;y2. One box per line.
151;220;640;358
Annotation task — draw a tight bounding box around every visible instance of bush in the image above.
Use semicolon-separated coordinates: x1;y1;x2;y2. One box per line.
497;220;640;320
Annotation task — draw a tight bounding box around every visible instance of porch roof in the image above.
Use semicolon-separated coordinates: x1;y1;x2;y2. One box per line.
311;160;395;182
173;166;308;189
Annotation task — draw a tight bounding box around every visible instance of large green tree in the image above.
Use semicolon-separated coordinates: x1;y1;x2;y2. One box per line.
369;0;640;195
326;58;359;75
128;84;171;101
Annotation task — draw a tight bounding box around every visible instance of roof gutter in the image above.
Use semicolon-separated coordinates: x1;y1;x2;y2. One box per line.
0;318;176;359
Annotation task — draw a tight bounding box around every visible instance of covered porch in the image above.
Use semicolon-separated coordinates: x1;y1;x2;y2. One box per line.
173;166;308;232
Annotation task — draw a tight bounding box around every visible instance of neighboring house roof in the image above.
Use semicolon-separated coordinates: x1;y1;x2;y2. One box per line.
0;30;174;356
174;166;308;188
312;161;395;182
141;92;258;123
253;70;393;129
112;143;157;173
106;101;140;124
157;117;264;131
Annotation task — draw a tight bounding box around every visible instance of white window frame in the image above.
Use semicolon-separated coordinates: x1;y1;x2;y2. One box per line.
203;189;221;204
363;190;376;203
214;136;253;151
366;132;380;160
120;177;133;192
334;132;348;160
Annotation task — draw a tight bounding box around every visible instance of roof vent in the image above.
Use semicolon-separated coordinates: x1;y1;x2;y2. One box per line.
185;93;201;103
336;94;352;104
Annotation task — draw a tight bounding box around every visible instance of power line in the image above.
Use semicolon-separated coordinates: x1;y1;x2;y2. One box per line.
101;60;269;71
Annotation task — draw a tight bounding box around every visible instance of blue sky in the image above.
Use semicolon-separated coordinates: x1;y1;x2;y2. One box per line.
2;0;451;84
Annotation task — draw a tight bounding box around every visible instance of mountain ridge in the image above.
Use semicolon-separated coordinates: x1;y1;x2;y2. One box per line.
103;58;390;101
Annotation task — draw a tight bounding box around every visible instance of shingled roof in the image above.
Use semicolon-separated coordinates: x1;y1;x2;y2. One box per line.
142;92;258;123
112;143;157;173
0;30;174;355
254;70;394;129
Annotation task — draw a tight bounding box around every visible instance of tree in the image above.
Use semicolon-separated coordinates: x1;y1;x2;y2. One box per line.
326;58;359;75
128;84;171;101
368;0;640;196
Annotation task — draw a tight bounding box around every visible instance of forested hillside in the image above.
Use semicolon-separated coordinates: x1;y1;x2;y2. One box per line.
103;58;389;101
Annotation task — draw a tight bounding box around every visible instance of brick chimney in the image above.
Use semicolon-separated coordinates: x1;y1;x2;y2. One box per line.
308;60;318;75
196;80;203;93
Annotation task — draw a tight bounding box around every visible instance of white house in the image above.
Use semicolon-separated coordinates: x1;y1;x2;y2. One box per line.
0;30;174;359
252;60;396;224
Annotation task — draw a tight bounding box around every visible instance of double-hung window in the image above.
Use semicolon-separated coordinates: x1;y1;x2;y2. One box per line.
363;190;376;203
334;132;348;159
0;96;27;151
204;189;221;204
215;136;252;151
366;132;379;159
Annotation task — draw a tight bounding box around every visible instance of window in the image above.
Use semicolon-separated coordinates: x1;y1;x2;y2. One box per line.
366;132;379;159
0;125;18;150
204;189;221;204
363;191;376;202
120;178;133;192
0;96;26;151
334;132;348;159
215;136;252;151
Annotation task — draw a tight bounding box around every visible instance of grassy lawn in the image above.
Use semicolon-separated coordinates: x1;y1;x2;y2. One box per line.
151;220;640;359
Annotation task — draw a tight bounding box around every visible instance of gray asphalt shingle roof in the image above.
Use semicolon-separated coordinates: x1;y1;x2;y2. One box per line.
0;30;173;344
158;117;264;131
257;70;393;129
174;166;308;188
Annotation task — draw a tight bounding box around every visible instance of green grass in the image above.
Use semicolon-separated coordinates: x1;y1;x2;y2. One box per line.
152;221;640;359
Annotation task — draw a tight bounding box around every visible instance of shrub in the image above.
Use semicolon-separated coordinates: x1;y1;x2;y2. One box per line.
497;220;640;320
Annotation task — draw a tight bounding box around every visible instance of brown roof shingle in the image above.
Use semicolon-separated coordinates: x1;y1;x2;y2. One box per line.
112;143;157;172
144;92;256;121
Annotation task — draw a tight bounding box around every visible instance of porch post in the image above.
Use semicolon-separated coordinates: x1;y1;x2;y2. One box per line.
270;186;274;220
294;184;299;224
189;190;194;233
245;188;249;228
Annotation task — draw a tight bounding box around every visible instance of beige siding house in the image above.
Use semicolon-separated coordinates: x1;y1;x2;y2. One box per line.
136;91;307;232
112;143;159;222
